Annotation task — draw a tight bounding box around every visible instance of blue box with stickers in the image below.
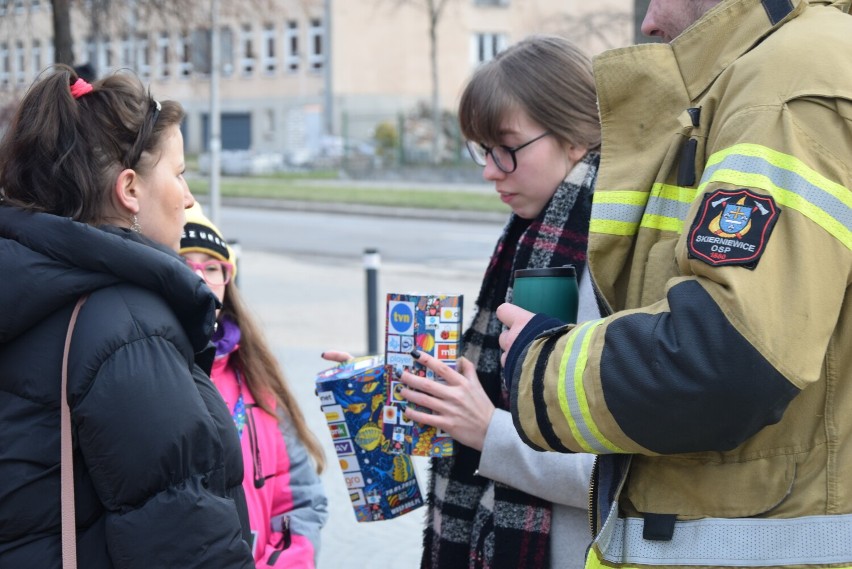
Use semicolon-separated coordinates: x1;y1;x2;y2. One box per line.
315;355;424;522
383;293;462;458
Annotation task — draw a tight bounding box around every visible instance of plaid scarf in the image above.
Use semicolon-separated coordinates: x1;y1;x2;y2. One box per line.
421;151;599;569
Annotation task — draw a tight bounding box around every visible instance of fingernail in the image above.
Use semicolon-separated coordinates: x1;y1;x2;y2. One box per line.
410;348;422;359
320;352;326;358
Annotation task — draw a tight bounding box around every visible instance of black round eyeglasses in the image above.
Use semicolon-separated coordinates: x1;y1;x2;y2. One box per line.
465;131;552;174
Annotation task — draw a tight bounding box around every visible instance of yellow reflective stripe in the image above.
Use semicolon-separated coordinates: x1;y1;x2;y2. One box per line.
640;213;684;233
589;218;638;236
594;190;649;206
702;143;852;249
640;183;699;232
557;324;593;452
591;190;647;236
655;183;700;203
557;320;624;454
585;547;641;569
592;185;697;235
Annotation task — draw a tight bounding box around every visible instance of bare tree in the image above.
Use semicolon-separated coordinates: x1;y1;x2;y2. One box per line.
553;9;634;51
378;0;453;164
52;0;74;65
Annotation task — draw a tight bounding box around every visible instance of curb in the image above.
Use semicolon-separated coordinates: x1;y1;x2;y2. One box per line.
211;196;507;225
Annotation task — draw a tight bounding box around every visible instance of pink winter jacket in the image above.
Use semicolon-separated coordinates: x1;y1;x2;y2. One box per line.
211;349;328;568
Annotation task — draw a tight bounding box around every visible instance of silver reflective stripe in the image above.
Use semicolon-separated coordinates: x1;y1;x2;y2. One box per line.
646;194;692;222
702;153;852;234
592;201;644;225
598;512;852;566
561;321;613;454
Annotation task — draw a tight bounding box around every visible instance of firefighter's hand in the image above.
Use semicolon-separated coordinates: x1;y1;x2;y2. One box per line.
496;303;536;367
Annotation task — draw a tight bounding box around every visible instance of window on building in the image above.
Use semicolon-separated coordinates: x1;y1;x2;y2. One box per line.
103;36;113;70
31;0;40;9
120;34;133;69
191;27;234;77
284;20;299;72
46;37;54;68
471;32;507;65
157;31;170;79
221;27;234;76
179;31;192;77
0;43;9;87
31;39;41;75
308;18;323;71
191;28;210;75
0;0;8;17
86;37;109;74
240;24;254;76
136;34;150;79
13;0;23;13
262;23;276;74
14;40;25;84
86;37;95;68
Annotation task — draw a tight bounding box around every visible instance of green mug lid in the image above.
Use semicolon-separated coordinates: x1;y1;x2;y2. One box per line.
514;265;576;279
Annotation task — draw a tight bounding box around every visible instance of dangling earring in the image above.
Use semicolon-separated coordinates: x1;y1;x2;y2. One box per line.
130;214;142;234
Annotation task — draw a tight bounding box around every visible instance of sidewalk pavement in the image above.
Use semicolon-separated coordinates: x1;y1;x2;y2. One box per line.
240;249;486;568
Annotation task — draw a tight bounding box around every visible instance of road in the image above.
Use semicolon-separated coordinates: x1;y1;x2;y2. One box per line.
217;205;505;568
219;206;505;266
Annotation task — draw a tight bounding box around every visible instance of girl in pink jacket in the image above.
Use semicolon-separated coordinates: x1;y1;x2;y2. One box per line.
180;204;328;568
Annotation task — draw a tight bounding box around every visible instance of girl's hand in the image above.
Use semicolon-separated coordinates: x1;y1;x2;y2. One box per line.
321;350;354;363
399;352;494;451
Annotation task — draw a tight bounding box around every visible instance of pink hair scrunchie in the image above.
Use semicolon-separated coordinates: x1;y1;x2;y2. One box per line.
70;77;93;99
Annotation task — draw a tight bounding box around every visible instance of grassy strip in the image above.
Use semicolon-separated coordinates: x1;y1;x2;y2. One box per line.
187;178;506;212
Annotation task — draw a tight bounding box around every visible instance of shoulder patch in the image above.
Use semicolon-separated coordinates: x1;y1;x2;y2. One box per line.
687;189;780;268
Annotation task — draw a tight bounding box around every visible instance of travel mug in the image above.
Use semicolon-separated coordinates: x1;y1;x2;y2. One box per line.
512;265;579;323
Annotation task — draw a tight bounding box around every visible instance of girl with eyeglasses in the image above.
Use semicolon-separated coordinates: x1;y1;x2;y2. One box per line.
323;35;602;569
0;66;254;567
180;205;328;569
403;35;601;569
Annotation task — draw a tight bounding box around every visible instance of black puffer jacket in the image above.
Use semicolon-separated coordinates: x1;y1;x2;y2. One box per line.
0;206;254;568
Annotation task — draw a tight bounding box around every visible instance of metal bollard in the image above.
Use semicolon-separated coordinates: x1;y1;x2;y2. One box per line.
363;248;381;355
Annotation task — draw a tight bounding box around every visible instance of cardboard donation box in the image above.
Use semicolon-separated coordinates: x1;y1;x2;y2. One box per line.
316;356;424;522
383;293;463;457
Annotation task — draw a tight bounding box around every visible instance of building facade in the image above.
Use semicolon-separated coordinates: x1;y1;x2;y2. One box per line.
0;0;633;164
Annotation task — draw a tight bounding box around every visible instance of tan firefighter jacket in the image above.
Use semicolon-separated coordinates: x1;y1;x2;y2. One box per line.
508;0;852;567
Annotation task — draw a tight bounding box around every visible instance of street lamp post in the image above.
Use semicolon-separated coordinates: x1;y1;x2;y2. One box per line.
209;0;222;226
323;0;333;137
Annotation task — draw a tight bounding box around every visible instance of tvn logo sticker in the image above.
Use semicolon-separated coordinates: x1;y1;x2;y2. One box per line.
388;301;415;335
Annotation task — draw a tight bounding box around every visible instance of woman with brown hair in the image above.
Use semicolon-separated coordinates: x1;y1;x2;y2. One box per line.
328;35;600;569
0;66;253;567
180;205;328;568
403;34;600;569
